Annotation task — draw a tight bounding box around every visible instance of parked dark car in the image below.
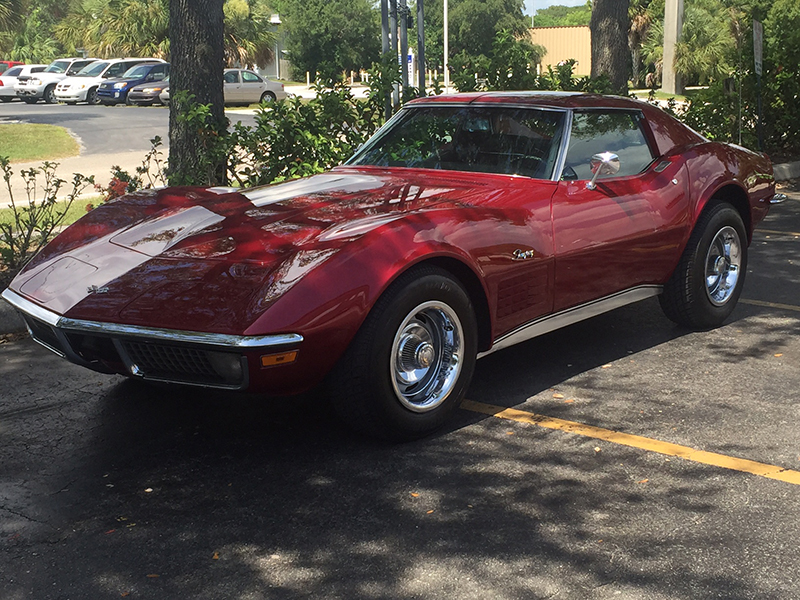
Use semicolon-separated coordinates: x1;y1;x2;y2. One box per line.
126;75;169;106
2;93;779;441
97;62;169;106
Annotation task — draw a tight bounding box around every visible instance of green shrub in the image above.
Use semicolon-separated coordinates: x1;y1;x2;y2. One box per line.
0;157;93;287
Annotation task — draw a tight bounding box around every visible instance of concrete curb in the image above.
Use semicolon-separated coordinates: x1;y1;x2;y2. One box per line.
1;160;798;336
774;161;800;182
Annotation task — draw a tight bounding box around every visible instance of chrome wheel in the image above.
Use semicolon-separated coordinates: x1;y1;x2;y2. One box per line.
390;300;464;413
704;225;741;306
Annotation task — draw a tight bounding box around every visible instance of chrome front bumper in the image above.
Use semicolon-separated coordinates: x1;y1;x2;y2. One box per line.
2;288;302;390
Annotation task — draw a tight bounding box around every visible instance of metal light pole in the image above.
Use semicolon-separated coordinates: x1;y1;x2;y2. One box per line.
399;0;409;91
443;0;449;92
390;0;399;106
381;0;392;118
417;0;425;95
270;14;281;79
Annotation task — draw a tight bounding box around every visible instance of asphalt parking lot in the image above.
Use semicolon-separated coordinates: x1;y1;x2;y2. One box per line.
1;185;800;599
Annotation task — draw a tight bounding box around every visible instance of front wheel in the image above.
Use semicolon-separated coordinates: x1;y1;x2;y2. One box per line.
43;85;56;104
330;266;478;440
87;87;100;105
660;203;747;329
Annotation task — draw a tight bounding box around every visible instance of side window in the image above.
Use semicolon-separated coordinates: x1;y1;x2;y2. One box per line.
241;71;262;83
224;71;239;84
31;67;46;73
67;61;90;75
105;63;126;77
561;111;655;181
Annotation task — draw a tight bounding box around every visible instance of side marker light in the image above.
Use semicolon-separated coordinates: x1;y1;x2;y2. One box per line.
261;351;298;367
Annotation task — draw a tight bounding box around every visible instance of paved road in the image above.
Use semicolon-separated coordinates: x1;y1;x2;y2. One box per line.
0;101;259;206
1;188;800;599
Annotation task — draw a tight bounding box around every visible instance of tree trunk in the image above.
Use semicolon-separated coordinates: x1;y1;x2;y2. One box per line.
590;0;630;95
168;0;226;185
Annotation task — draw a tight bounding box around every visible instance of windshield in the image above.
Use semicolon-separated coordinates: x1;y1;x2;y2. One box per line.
45;60;71;74
75;61;109;77
122;64;152;79
349;105;567;180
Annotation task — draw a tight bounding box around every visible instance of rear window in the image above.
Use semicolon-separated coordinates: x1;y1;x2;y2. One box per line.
4;67;21;77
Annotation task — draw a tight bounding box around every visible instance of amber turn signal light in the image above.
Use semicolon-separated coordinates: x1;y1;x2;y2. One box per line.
261;351;298;367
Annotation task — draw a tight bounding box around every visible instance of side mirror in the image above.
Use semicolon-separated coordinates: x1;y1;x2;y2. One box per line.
586;152;621;190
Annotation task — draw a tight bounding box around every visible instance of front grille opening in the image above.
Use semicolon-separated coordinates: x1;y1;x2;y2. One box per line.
24;316;65;355
65;333;125;369
121;341;244;387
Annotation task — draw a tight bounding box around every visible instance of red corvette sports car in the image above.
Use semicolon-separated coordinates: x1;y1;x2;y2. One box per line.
3;93;778;439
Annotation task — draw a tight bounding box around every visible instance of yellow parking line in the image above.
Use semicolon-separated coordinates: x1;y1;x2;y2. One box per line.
756;229;800;237
741;298;800;313
461;400;800;486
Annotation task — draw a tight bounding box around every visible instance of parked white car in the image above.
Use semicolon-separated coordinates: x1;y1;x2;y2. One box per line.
0;64;48;102
14;57;98;104
55;58;165;105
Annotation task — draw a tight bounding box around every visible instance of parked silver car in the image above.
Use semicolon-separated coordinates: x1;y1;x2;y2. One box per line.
158;70;287;107
223;68;287;104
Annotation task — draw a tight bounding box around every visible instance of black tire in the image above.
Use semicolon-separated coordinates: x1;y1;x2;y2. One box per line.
22;97;37;104
43;85;56;104
260;91;276;104
0;97;12;102
87;87;100;105
660;202;747;329
330;266;478;441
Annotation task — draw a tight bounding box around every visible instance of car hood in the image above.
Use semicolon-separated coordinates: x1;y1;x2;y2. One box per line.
11;167;511;332
130;81;167;91
59;75;103;86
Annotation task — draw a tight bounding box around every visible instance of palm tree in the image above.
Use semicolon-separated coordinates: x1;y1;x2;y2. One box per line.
223;0;275;68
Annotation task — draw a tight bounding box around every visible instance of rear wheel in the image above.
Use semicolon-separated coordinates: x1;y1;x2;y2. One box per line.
330;266;478;440
43;85;56;104
260;91;276;104
23;97;37;104
0;97;12;102
660;203;747;328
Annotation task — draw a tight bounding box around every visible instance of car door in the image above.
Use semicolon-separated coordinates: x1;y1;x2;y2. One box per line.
223;70;241;103
551;109;689;312
240;70;264;104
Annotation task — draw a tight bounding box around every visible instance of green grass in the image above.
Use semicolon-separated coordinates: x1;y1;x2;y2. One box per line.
0;196;100;228
0;123;80;163
630;89;689;103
